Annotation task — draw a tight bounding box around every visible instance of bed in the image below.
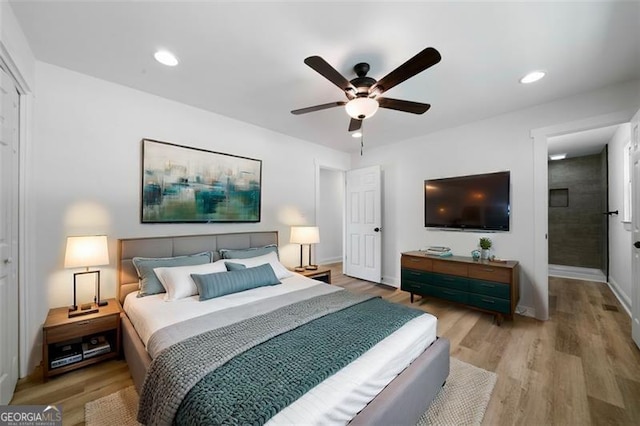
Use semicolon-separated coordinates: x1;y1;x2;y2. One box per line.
117;231;450;425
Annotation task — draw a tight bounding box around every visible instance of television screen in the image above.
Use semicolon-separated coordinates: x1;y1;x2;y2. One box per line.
424;171;510;231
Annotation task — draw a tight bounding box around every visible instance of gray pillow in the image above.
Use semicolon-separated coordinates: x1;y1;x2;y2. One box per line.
219;244;278;260
224;262;247;271
191;263;280;301
133;252;213;297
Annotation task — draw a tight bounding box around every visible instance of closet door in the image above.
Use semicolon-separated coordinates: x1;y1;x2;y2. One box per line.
0;65;20;404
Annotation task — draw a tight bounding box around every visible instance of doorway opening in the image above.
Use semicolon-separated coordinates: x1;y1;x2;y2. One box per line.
547;129;614;283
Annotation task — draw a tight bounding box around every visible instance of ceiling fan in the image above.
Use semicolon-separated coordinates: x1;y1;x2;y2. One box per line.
291;47;442;132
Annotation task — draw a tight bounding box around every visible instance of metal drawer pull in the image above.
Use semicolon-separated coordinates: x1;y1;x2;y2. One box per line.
409;259;420;262
481;298;495;304
482;268;495;272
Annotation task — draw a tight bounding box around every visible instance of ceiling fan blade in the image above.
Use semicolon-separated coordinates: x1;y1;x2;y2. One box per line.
291;101;346;115
304;56;356;95
348;118;362;132
370;47;441;95
378;98;431;114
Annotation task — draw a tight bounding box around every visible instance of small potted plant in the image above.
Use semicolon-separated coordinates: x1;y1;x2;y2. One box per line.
479;237;492;259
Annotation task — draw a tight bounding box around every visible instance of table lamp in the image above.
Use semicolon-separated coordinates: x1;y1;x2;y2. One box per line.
290;226;320;271
64;235;109;317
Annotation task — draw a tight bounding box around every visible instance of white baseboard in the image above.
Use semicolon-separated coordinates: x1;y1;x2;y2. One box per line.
381;276;399;288
318;256;342;265
607;277;632;317
515;304;536;318
548;264;606;283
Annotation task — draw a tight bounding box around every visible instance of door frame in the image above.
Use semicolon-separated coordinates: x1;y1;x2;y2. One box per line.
0;42;34;378
314;160;347;271
531;109;636;321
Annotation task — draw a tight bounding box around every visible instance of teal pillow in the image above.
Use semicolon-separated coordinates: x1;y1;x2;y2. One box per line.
224;262;247;271
133;252;213;297
191;263;280;301
219;244;278;260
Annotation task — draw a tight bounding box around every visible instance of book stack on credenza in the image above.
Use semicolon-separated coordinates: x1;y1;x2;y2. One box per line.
422;246;453;257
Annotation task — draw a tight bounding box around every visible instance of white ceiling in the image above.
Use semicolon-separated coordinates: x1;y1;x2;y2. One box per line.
9;1;640;153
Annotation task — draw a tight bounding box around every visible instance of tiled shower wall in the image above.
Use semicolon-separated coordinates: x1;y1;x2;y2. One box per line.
548;150;606;269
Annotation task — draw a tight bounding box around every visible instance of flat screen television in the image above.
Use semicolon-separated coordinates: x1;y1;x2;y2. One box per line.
424;171;510;231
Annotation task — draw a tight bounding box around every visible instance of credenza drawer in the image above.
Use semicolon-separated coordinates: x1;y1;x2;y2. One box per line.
401;256;433;272
468;264;511;284
468;279;510;299
433;260;468;277
401;279;425;294
431;273;469;292
429;285;468;305
468;294;510;314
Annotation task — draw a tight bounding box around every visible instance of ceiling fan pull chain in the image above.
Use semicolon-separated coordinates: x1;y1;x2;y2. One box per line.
360;122;364;156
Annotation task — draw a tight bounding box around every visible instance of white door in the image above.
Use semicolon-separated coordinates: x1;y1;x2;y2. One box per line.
0;66;20;404
345;165;382;283
631;108;640;350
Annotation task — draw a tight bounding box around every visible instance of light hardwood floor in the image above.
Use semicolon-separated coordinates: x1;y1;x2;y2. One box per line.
11;264;640;425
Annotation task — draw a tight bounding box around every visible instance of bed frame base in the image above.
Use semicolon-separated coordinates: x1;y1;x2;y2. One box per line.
122;313;449;425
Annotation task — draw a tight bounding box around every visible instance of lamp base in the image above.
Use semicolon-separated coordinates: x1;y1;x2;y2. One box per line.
96;299;109;307
305;264;318;270
294;266;305;272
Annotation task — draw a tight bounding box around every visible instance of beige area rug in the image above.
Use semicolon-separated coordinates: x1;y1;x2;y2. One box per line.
86;358;496;426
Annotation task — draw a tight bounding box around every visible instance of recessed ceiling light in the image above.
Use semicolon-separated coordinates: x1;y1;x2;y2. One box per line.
154;50;178;67
520;70;546;84
549;153;566;161
351;131;363;138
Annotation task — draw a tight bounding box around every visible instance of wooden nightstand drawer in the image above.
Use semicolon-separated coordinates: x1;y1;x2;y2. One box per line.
45;314;118;344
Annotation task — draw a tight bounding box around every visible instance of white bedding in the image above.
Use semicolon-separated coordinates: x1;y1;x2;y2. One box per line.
124;274;437;425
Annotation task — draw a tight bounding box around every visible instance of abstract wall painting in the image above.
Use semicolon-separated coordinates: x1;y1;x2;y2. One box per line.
141;139;262;223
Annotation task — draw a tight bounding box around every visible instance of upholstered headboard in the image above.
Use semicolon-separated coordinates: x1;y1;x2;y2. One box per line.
117;231;279;304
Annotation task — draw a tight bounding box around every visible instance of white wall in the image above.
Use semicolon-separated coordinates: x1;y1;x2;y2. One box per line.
317;168;344;264
28;61;350;372
608;123;633;313
351;80;640;319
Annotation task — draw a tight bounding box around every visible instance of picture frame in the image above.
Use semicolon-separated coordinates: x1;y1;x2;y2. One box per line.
141;139;262;223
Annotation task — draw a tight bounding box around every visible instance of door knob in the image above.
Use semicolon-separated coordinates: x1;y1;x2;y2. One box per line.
3;258;12;264
374;227;381;232
635;241;640;249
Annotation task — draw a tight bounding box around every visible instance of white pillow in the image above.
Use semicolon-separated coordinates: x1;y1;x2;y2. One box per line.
224;251;293;280
154;260;227;301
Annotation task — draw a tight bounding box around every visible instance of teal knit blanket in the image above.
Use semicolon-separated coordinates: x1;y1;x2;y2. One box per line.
174;297;423;425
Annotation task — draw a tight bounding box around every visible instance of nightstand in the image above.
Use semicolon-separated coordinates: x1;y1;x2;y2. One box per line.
295;267;332;284
42;298;121;380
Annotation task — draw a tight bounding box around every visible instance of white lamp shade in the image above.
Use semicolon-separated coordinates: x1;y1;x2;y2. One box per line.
290;226;320;244
64;235;109;268
345;97;379;120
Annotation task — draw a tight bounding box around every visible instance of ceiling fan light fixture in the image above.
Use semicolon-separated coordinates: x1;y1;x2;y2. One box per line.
345;97;379;120
351;131;363;138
